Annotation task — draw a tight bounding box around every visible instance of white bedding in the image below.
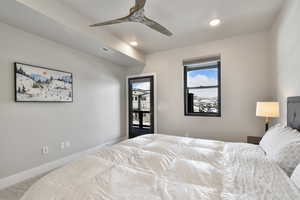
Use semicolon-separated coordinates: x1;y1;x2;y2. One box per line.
21;134;300;200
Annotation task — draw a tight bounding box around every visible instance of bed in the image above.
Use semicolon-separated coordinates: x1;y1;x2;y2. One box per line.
21;98;300;200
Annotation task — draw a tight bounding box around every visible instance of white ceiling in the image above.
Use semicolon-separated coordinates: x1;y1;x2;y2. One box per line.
0;0;145;67
62;0;285;54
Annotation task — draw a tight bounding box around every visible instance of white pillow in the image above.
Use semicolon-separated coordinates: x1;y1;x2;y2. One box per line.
291;163;300;190
259;124;300;175
271;141;300;176
259;124;290;155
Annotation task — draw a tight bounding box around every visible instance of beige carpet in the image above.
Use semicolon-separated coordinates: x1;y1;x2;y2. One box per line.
0;173;48;200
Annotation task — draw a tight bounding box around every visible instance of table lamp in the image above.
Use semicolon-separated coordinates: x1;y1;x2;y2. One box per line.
256;102;280;132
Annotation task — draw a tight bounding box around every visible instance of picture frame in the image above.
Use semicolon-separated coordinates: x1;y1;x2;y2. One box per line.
14;62;73;102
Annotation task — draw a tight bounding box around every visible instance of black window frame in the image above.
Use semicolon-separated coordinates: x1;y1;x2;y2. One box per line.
184;60;221;117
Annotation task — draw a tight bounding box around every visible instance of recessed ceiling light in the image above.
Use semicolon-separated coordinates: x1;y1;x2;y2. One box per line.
209;19;221;27
130;41;138;46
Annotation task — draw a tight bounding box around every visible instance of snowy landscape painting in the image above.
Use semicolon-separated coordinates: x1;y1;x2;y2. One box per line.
15;63;73;102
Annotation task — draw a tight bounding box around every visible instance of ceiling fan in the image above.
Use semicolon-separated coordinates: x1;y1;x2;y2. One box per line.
90;0;173;36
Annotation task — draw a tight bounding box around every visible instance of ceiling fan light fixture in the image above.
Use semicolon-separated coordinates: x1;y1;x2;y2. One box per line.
102;47;109;52
89;0;173;36
209;19;221;27
130;41;138;46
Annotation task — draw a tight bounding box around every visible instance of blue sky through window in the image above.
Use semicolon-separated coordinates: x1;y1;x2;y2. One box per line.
188;68;217;79
187;68;218;87
132;82;150;91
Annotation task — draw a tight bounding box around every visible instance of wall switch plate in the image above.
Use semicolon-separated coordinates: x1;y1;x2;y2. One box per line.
60;142;65;150
65;141;71;148
42;146;49;155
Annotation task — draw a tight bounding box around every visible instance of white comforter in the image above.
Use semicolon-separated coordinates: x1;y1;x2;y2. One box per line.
21;134;300;200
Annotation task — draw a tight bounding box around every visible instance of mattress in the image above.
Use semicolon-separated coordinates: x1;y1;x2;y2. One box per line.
21;134;300;200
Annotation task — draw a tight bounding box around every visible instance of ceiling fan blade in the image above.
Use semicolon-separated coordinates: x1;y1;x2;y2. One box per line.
135;0;146;9
90;16;129;27
142;17;173;36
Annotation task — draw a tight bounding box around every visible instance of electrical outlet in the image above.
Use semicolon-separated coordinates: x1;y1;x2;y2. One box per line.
42;146;49;155
65;141;71;148
60;142;65;150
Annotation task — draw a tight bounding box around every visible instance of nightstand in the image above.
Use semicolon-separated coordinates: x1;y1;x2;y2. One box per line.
247;136;262;145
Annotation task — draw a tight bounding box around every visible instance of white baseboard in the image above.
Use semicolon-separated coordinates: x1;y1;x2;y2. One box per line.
0;136;127;190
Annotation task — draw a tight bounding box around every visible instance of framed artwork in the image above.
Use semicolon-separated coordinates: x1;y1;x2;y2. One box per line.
14;62;73;102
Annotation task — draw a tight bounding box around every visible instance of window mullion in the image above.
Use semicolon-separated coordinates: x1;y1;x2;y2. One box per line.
187;86;218;90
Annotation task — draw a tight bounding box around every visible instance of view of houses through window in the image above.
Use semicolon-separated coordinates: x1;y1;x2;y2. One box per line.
184;58;221;116
132;81;151;127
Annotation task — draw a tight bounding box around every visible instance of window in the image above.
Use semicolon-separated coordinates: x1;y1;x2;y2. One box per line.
184;57;221;117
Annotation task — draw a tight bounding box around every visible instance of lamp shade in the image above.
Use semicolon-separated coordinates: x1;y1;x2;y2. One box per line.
256;102;280;118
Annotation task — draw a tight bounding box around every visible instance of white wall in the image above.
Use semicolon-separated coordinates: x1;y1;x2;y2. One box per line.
133;32;275;142
0;22;127;179
271;0;300;123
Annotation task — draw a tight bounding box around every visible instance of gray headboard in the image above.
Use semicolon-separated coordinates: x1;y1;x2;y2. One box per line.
287;97;300;131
